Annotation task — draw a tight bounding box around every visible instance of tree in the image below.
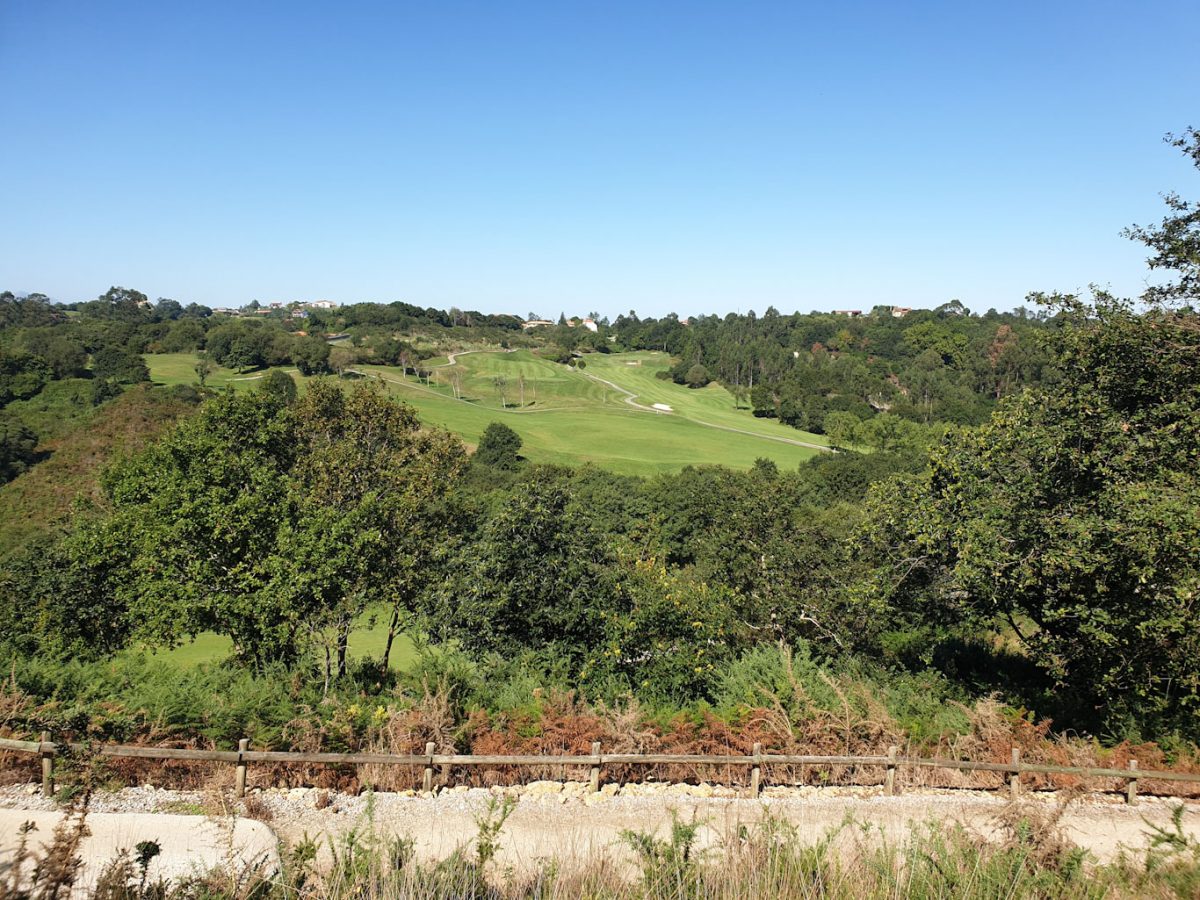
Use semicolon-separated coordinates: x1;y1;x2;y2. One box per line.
42;336;89;379
91;346;149;383
684;364;710;388
194;353;214;387
329;346;356;375
858;297;1200;739
431;478;610;657
154;298;183;321
258;369;298;405
0;350;49;403
0;413;38;483
75;383;465;681
474;422;523;469
823;411;861;451
1123;127;1200;303
161;319;205;353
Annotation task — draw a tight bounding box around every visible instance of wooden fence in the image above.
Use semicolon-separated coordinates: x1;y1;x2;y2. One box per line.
4;736;1199;806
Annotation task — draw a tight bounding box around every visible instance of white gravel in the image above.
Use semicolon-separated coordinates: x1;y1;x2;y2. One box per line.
3;781;1198;872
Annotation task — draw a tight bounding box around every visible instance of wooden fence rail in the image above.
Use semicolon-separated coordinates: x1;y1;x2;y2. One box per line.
3;736;1197;806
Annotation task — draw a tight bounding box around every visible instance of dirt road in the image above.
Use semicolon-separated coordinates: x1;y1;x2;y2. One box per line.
4;783;1197;877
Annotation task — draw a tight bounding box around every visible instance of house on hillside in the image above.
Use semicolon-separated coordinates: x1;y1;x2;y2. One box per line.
307;299;338;309
834;309;863;317
522;319;556;329
891;306;913;318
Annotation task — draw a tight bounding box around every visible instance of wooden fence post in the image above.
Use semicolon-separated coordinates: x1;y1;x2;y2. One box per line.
1126;759;1138;805
422;742;436;793
885;745;898;796
235;738;250;798
40;731;54;799
589;742;602;793
1009;747;1021;798
750;743;762;797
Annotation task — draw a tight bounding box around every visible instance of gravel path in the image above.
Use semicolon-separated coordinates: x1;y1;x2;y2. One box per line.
4;781;1197;876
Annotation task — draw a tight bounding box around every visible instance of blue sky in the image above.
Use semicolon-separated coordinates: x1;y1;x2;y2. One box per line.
1;1;1196;317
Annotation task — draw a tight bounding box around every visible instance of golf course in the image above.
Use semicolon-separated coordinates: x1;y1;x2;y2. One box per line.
147;349;828;476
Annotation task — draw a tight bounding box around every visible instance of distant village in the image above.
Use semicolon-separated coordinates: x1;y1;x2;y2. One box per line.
210;299;341;319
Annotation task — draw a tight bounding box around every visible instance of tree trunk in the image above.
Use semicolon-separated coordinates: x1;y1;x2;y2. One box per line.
380;606;401;678
336;617;350;679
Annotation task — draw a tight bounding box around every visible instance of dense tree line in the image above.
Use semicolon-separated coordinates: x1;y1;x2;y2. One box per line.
609;304;1053;436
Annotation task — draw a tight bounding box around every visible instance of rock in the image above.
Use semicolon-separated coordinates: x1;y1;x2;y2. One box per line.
525;781;563;796
600;783;620;797
690;783;714;798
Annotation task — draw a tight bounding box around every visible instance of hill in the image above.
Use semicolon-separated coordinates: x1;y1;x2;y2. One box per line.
358;350;829;475
0;385;199;557
144;349;827;476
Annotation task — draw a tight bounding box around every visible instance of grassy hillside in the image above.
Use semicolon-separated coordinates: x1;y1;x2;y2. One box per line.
146;350;828;475
361;350;829;475
146;352;301;390
0;385;199;558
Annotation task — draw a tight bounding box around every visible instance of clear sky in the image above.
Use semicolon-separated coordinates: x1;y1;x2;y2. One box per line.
1;1;1196;318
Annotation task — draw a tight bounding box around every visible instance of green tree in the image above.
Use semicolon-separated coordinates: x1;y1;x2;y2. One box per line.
91;346;149;383
823;410;861;451
0;350;49;404
0;413;38;483
290;335;330;375
42;336;89;379
1123;127;1200;303
258;369;298;405
161;319;206;352
194;353;214;387
858;297;1200;738
75;382;465;680
684;364;710;388
474;422;523;469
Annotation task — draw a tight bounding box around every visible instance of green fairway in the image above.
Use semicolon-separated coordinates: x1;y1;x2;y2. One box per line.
360;350;828;475
145;349;829;475
139;606;418;670
146;353;301;391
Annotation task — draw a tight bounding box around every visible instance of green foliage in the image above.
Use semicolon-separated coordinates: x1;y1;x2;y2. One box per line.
57;382;465;676
1124;127;1200;303
473;421;522;469
858;296;1200;739
0;412;38;483
257;368;298;405
0;348;49;404
91;346;149;383
594;555;740;700
621;811;705;896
